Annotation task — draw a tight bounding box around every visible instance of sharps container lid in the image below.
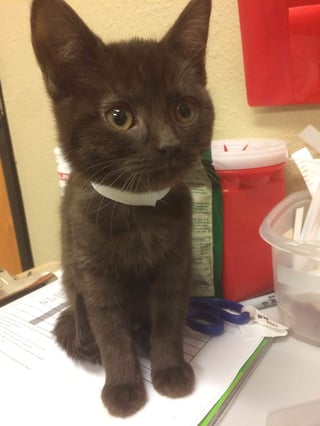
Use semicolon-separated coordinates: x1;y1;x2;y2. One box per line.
211;139;288;170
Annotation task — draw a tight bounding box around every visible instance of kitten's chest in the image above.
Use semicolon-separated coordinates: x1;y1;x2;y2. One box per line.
89;188;191;271
117;224;173;271
105;205;188;269
66;183;192;275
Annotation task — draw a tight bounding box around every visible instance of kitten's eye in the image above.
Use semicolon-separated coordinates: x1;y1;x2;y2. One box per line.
106;107;134;131
175;100;196;123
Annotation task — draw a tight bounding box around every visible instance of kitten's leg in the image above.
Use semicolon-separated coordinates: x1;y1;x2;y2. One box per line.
83;286;147;418
150;260;195;398
54;293;101;364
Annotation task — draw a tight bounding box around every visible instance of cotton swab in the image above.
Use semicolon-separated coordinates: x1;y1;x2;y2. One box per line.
300;182;320;242
299;124;320;155
293;207;304;241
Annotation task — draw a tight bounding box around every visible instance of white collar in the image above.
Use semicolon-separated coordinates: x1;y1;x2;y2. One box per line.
91;182;171;207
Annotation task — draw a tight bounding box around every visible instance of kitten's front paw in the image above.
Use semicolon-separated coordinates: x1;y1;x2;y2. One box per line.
101;382;147;418
152;362;195;398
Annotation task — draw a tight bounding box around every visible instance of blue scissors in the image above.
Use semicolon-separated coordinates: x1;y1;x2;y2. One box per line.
187;298;250;336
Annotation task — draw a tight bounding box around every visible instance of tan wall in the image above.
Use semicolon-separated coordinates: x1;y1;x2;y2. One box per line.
0;0;317;266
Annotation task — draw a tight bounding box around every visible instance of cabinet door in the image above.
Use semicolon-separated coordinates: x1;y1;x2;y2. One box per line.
0;159;22;274
0;82;33;274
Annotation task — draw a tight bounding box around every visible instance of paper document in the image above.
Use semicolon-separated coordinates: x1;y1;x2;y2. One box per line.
0;278;267;426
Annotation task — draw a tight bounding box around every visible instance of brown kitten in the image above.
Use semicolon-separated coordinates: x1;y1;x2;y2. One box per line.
31;0;213;418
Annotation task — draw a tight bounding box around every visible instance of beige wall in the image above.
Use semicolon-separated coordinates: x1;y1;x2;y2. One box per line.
0;0;317;266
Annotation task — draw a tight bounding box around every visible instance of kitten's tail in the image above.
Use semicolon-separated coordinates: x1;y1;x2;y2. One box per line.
54;308;101;365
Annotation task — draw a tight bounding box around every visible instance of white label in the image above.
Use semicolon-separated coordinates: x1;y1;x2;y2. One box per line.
241;305;288;337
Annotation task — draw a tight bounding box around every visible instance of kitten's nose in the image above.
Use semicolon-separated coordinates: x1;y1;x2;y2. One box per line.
156;140;182;157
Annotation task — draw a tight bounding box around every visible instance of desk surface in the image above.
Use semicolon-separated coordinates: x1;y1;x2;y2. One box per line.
220;307;320;425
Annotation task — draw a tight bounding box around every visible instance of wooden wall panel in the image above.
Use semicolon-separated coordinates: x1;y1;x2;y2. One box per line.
0;159;22;274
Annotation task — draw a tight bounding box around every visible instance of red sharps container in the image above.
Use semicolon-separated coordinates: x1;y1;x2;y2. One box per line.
211;139;288;301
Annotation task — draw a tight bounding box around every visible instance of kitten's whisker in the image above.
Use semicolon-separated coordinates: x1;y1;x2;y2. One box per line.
109;199;118;238
123;172;138;193
134;174;142;194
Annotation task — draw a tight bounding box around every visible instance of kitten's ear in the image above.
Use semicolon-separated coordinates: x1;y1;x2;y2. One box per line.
162;0;212;84
31;0;104;98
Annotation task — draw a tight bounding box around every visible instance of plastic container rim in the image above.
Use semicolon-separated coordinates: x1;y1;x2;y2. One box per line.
259;190;320;259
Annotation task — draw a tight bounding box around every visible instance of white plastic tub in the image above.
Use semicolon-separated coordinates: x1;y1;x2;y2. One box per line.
260;191;320;346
